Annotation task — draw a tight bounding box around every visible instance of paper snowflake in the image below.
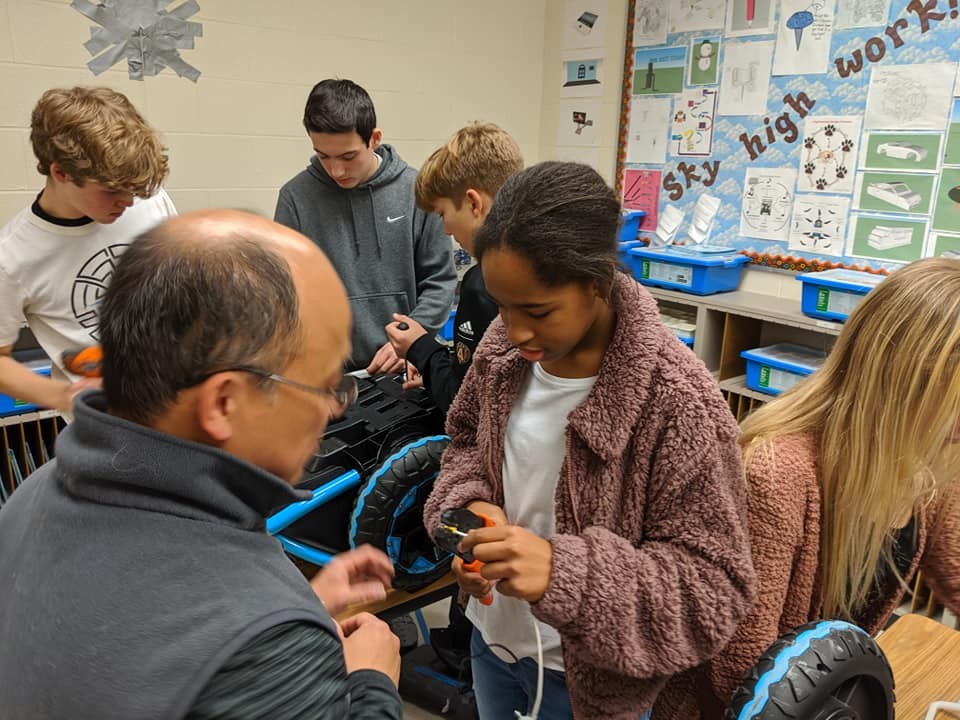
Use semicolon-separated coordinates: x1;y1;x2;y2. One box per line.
71;0;203;82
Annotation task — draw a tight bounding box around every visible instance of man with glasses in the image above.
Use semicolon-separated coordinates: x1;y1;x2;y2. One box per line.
0;210;403;719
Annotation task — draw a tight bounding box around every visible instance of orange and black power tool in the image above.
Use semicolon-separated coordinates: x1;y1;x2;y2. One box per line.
434;507;496;605
61;346;103;378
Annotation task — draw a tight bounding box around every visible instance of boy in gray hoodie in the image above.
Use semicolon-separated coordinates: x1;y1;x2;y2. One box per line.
275;79;456;373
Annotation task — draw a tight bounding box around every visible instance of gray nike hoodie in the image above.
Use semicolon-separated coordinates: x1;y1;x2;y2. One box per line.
275;144;456;371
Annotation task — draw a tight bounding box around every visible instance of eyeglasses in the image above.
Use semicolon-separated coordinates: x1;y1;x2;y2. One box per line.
199;365;358;408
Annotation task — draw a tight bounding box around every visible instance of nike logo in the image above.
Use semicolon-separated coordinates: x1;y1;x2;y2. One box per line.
386;215;406;223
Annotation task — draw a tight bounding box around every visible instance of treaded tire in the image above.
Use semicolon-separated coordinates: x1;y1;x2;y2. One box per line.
725;619;895;720
349;435;451;591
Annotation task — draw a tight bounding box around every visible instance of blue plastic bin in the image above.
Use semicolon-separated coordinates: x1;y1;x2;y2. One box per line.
0;360;52;417
659;311;696;347
741;343;826;396
628;246;750;295
618;240;643;266
617;210;646;242
797;269;885;323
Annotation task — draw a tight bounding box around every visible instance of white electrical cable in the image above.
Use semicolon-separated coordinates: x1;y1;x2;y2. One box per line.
924;700;960;720
515;621;544;720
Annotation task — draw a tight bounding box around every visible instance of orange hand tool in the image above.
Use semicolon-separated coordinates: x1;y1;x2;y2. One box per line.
434;507;496;605
61;346;103;378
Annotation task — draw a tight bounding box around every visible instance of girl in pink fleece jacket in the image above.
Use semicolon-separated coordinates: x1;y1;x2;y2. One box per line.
423;162;756;720
655;257;960;719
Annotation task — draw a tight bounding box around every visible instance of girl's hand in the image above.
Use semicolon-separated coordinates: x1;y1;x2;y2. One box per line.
451;555;496;599
465;501;508;527
460;525;553;603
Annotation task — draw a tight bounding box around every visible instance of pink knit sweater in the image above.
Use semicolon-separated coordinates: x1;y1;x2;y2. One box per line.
653;431;960;719
423;273;757;720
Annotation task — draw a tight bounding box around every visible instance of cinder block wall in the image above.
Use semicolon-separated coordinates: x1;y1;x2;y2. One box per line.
0;0;546;220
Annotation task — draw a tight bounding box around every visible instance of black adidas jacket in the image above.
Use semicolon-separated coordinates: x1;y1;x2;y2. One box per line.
406;264;498;414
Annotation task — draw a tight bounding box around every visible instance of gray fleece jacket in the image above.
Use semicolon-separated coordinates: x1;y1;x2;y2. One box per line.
0;392;359;719
424;273;757;720
275;144;456;370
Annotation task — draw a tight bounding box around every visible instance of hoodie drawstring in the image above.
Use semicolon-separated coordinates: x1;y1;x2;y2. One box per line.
346;184;383;258
368;185;382;258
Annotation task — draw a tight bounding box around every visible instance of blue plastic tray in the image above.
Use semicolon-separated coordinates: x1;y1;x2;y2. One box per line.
741;343;826;396
617;210;647;242
628;246;750;295
0;361;52;417
797;269;885;323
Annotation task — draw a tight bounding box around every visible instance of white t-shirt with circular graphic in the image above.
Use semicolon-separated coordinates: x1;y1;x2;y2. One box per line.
0;190;177;381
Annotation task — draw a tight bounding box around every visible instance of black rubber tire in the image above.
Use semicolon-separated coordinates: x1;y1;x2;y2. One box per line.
349;435;452;591
724;620;895;720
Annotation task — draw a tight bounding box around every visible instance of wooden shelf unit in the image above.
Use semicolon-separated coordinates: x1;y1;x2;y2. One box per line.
649;287;842;423
0;409;65;502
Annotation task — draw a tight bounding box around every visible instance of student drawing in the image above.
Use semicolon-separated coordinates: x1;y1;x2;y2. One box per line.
572;111;594;134
835;0;894;28
575;11;599;34
801;120;858;192
726;0;775;35
791;202;846;253
785;8;814;49
881;79;928;124
743;179;792;230
636;4;664;32
670;0;725;32
730;62;758;101
740;169;796;241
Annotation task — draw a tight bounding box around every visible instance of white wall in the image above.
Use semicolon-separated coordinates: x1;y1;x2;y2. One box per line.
0;0;547;220
537;0;628;186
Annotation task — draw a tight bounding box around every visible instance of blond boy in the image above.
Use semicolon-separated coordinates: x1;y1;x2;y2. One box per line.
385;122;522;412
0;87;176;412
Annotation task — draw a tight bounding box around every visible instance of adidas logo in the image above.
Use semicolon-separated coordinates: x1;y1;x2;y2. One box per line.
458;321;474;337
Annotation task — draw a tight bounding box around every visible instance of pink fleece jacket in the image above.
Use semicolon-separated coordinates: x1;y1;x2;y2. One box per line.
653;432;960;719
423;272;757;720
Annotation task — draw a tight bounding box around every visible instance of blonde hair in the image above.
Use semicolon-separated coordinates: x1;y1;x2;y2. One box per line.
30;87;168;198
740;257;960;620
414;122;523;211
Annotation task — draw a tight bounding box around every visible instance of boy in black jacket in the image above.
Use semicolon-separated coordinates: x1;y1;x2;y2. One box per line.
385;123;522;412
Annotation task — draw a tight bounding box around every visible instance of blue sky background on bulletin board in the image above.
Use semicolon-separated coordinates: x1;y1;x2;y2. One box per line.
619;1;960;271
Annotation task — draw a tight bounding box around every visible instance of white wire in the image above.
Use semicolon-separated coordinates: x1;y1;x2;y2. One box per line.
514;621;544;720
531;620;543;719
925;700;960;720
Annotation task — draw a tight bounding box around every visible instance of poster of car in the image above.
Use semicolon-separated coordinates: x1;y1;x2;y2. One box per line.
853;171;935;216
847;214;928;263
927;231;960;258
946;99;960;167
860;131;943;173
931;167;960;234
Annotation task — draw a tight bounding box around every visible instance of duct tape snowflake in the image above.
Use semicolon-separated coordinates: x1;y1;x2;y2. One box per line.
71;0;203;82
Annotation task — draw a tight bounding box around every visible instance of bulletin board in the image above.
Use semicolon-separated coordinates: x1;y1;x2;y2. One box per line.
615;0;960;273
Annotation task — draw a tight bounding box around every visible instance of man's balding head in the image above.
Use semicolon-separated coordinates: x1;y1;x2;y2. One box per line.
100;210;351;432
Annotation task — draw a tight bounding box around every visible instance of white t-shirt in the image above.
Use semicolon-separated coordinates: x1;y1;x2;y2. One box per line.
0;190;177;380
467;362;597;670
